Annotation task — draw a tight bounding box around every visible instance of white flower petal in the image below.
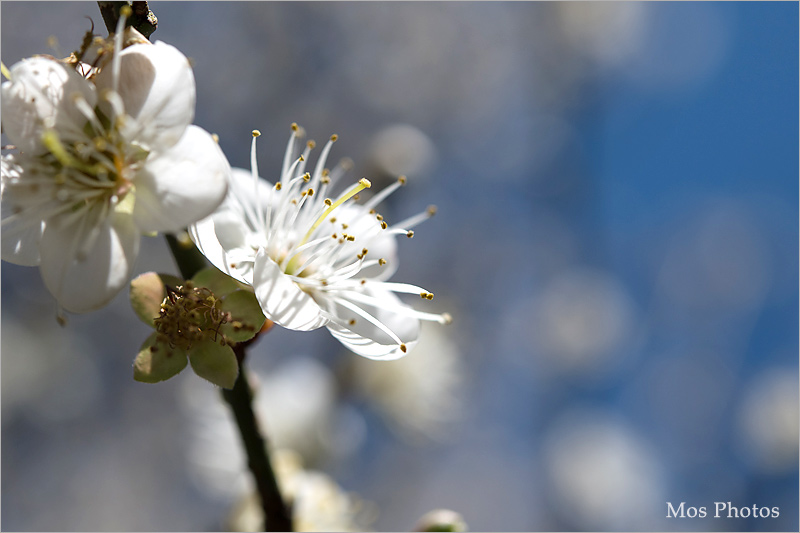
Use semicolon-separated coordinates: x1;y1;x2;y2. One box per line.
253;250;328;331
132;125;230;233
1;56;96;154
95;41;195;149
1;217;43;266
324;287;420;360
189;167;275;285
39;211;140;313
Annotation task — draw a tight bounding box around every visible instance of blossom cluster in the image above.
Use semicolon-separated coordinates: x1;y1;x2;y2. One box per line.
1;16;448;360
1;23;229;313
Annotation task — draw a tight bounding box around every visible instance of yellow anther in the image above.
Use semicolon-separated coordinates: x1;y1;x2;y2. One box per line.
303;172;311;181
321;176;331;184
291;123;299;131
252;130;261;137
407;230;414;238
442;313;453;324
307;188;314;196
307;140;316;149
426;293;434;300
398;175;407;185
427;205;438;216
380;221;388;229
211;133;220;143
322;168;330;177
330;134;338;142
348;319;356;326
378;258;387;266
347;235;355;241
342;223;349;229
324;198;333;206
120;4;132;17
332;233;338;239
361;248;368;255
298;155;305;162
330;217;337;223
275;183;282;190
360;279;366;285
321;280;328;286
369;209;376;214
376;214;383;221
400;344;407;353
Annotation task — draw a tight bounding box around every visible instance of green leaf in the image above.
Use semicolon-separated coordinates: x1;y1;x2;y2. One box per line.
188;339;239;389
191;267;246;298
219;289;267;342
133;333;188;383
130;272;184;327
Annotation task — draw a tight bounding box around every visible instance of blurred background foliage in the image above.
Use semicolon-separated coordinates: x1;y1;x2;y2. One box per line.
2;2;797;531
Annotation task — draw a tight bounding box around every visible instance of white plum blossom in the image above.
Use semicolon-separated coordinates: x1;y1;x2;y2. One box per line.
190;125;450;360
1;22;229;314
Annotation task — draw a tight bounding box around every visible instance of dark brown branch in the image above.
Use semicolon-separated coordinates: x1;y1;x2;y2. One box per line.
223;349;294;532
97;1;157;38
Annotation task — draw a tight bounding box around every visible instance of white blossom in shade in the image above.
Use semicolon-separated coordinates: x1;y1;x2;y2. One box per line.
181;357;348;499
190;126;450;360
228;449;374;532
737;368;799;475
349;322;464;441
1;22;229;314
543;409;664;531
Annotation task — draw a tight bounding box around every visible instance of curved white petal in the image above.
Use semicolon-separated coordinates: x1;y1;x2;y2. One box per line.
94;41;195;149
1;160;43;265
39;211;140;313
1;56;96;154
324;287;420;360
132;125;230;233
253;250;328;331
1;216;43;266
188;167;275;284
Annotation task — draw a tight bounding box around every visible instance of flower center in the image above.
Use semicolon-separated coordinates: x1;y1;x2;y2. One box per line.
154;282;231;350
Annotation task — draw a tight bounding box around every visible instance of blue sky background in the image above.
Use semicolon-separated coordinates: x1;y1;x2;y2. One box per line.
2;2;797;531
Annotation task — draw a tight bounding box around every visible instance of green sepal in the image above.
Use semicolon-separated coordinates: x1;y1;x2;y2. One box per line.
188;339;239;389
133;333;188;383
219;289;266;342
191;267;247;298
130;272;184;327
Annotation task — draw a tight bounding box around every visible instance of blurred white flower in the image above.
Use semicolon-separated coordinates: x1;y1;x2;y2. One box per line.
228;449;373;532
349;323;463;441
543;410;664;530
366;123;436;180
181;357;338;499
190;126;450;360
737;368;799;475
532;268;638;379
1;23;229;313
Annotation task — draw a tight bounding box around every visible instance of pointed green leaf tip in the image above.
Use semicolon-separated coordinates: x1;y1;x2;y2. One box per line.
133;333;188;383
188;340;239;389
219;289;266;342
130;272;184;327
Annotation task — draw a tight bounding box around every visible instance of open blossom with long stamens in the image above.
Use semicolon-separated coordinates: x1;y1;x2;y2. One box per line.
190;125;450;360
1;18;229;314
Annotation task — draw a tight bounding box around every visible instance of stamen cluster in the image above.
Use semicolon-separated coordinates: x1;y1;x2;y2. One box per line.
153;282;233;351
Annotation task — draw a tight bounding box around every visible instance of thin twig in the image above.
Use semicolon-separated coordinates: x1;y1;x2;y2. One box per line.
97;1;157;37
164;232;294;531
223;345;294;532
